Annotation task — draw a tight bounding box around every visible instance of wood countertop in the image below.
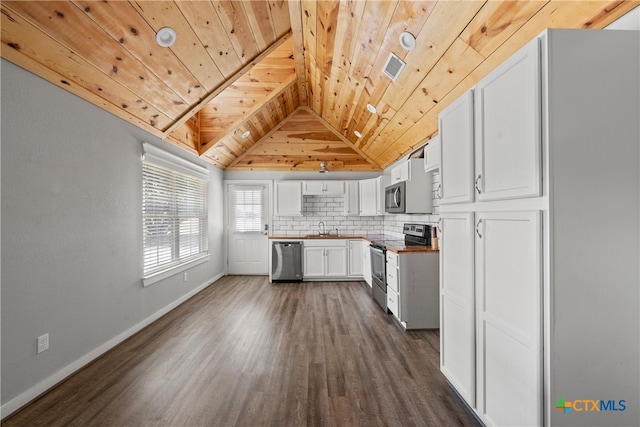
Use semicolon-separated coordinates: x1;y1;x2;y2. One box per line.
269;235;439;253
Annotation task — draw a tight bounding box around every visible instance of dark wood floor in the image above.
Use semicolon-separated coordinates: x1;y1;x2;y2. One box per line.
3;276;479;427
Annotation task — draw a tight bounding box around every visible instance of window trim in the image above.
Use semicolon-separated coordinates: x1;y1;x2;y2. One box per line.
142;143;209;286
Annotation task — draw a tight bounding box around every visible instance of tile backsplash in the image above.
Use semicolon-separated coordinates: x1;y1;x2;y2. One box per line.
272;172;440;237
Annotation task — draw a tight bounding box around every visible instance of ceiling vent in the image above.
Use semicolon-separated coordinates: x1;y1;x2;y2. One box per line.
383;53;406;81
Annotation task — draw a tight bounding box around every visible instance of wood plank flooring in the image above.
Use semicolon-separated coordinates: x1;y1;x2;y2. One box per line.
3;276;480;426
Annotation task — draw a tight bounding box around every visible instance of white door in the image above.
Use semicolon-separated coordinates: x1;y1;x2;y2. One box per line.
303;247;325;277
348;240;363;276
227;184;270;275
325;247;347;277
439;89;475;205
274;181;302;216
475;38;541;201
440;213;476;409
359;178;377;215
475;211;542;427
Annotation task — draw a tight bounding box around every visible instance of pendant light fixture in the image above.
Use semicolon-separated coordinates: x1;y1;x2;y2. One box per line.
319;161;329;173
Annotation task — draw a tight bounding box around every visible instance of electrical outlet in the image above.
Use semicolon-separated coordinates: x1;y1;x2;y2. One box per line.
37;333;49;354
183;272;188;282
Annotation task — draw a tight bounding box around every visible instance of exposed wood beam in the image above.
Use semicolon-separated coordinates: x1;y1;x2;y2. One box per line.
162;30;293;140
300;106;382;170
223;92;303;169
288;0;308;106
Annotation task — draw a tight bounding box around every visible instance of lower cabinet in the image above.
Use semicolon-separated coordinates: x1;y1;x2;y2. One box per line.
440;211;541;426
348;240;363;276
362;240;372;286
303;240;347;278
386;250;439;330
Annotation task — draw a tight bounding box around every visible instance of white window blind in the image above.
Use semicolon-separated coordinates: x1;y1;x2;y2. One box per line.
142;143;208;279
231;186;264;233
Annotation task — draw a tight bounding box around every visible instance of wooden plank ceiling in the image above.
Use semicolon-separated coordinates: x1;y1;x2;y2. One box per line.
2;1;638;171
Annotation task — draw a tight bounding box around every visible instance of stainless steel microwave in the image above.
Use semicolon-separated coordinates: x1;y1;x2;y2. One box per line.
385;181;405;213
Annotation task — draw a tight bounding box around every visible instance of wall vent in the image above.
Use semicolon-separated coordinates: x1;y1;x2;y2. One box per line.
383;53;406;81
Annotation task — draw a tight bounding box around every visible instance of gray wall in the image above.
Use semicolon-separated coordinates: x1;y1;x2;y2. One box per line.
1;60;225;409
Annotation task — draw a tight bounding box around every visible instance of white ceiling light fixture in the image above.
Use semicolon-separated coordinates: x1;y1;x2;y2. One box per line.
354;130;362;138
319;161;329;173
156;27;176;47
241;130;251;139
366;103;377;114
399;31;416;51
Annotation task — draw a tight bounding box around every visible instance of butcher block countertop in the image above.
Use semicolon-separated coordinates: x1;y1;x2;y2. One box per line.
269;235;439;253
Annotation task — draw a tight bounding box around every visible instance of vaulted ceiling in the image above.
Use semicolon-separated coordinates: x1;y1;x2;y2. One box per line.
2;1;637;171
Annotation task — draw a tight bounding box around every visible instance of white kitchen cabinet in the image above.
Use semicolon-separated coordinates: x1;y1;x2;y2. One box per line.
343;181;360;216
424;135;441;173
438;29;640;427
274;181;302;216
302;180;344;195
303;240;347;278
390;161;409;183
302;247;325;277
474;39;541;201
439;90;475;205
385;250;439;330
440;213;476;408
475;211;542;427
359;177;381;216
348;240;363;276
362;240;372;287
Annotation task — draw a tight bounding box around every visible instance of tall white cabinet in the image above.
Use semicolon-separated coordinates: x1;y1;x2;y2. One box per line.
439;29;639;427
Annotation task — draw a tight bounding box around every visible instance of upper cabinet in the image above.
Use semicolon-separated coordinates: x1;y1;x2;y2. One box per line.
359;176;387;216
424;136;441;173
439;37;542;206
343;181;360;217
302;181;345;195
274;181;303;216
474;39;541;201
439;90;475;205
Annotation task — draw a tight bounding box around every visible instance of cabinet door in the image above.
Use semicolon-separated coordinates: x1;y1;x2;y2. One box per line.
440;213;476;408
344;181;360;216
439;90;475;205
348;240;363;276
391;162;409;183
303;247;325;277
302;181;325;195
475;211;541;427
362;241;372;286
274;181;302;216
424;136;441;173
323;181;345;194
325;247;347;277
359;178;377;216
475;38;541;201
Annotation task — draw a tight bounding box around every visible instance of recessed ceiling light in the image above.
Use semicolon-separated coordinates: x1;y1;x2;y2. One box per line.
156;27;176;47
399;31;416;51
366;103;377;114
354;130;362;138
241;130;251;139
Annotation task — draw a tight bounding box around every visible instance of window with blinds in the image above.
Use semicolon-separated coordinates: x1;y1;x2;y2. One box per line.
142;144;208;279
231;186;264;233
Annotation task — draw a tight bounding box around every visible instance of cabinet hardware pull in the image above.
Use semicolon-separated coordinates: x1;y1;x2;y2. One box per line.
475;174;482;194
476;219;483;238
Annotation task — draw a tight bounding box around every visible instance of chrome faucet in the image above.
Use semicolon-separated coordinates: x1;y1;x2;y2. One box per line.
318;221;325;235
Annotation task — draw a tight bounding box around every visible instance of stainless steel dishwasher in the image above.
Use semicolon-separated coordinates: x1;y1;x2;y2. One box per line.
271;241;303;282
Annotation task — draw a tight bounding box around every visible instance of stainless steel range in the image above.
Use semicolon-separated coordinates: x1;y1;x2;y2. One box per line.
369;223;431;312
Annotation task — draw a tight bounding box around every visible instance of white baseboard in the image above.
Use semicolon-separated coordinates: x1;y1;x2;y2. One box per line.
0;272;225;420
